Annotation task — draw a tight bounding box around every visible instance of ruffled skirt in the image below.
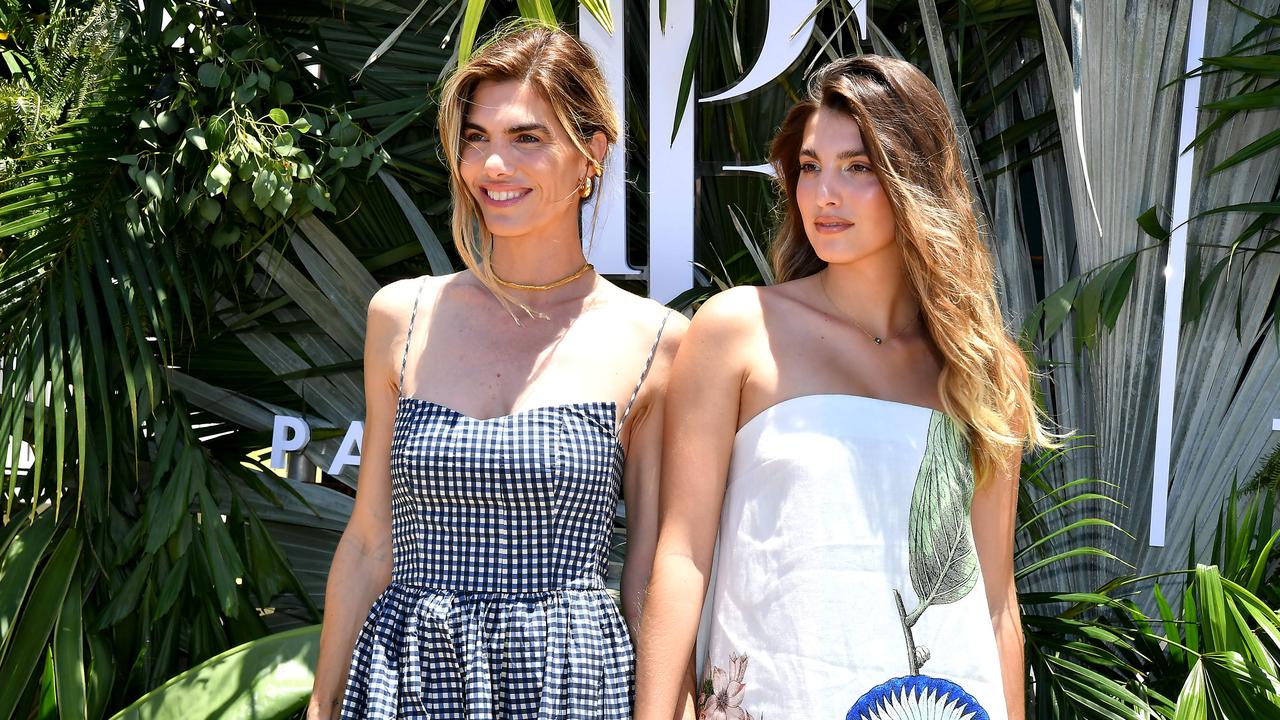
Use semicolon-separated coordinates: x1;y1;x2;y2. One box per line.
339;581;633;719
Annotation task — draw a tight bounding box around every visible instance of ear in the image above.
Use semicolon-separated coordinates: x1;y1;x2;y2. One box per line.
587;131;608;175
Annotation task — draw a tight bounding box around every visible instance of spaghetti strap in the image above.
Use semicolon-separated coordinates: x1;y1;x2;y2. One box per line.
397;278;428;397
618;310;674;432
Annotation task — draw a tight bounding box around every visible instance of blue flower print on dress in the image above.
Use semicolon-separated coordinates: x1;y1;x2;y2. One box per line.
846;675;989;720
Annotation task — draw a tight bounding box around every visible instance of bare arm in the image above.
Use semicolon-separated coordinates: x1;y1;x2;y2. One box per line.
972;448;1025;720
306;284;411;720
619;314;696;720
619;315;687;633
634;291;755;720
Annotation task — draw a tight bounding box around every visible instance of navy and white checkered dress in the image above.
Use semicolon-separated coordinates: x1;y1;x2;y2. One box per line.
339;283;671;719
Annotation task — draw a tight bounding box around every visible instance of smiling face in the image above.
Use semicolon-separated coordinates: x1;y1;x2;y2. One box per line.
458;80;599;244
794;106;898;267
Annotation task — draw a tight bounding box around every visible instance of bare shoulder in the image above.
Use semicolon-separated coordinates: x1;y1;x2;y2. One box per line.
594;282;690;349
367;273;462;329
688;284;768;340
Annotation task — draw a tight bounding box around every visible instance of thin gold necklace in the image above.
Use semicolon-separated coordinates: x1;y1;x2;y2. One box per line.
493;262;594;291
818;271;921;346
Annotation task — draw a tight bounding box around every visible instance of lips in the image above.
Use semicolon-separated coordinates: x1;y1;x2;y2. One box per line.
814;216;854;233
480;186;532;205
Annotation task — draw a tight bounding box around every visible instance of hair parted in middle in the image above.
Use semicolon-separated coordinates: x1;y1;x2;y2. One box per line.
437;21;621;307
767;54;1055;485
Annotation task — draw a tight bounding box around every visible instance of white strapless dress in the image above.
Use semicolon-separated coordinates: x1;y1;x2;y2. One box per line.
696;394;1009;720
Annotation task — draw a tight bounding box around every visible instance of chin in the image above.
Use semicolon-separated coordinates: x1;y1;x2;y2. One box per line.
809;241;860;265
810;238;894;267
479;217;531;238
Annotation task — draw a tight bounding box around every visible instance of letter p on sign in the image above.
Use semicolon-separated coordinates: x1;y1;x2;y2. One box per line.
270;415;310;469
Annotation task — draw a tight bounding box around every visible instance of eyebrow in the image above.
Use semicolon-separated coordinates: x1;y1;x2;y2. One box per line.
799;146;869;160
463;121;552;135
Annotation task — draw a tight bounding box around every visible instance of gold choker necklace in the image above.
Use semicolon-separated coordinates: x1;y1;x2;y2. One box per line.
493;262;594;291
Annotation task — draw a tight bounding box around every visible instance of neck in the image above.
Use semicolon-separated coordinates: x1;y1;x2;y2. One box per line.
487;213;592;301
821;250;920;337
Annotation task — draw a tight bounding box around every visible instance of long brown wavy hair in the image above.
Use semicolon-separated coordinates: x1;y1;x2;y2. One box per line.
437;22;620;308
768;55;1053;485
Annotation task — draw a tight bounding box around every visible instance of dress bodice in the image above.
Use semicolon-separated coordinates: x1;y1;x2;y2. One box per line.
389;398;622;594
698;394;1008;720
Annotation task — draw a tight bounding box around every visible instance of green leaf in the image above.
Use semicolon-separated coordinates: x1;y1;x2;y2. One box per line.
1210;127;1280;175
207;115;228;152
1100;257;1138;330
234;82;258;105
458;0;489;66
197;487;244;617
1039;277;1080;341
109;625;320;720
207;163;232;195
267;108;289;126
143;170;164;200
0;530;81;720
0;511;59;653
53;573;86;720
197;63;224;88
184;127;208;152
155;111;181;135
212;223;241;248
1201;83;1280;112
251;169;278;208
1138;204;1170;241
85;632;112;719
580;0;614;33
94;555;153;629
197;196;221;224
905;413;979;624
515;0;556;23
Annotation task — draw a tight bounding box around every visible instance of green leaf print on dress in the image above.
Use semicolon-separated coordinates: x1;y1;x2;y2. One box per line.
905;412;980;624
848;413;991;720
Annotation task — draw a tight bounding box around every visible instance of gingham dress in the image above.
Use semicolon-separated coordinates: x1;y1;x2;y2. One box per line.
339;284;671;719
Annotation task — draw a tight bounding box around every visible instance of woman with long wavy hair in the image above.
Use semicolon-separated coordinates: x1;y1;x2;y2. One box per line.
306;24;686;719
636;56;1051;720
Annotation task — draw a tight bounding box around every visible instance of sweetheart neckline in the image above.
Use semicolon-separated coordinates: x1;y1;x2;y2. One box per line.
394;397;624;454
397;395;618;424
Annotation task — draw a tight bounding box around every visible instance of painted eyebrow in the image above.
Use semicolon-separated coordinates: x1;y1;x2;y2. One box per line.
799;146;870;160
462;121;551;135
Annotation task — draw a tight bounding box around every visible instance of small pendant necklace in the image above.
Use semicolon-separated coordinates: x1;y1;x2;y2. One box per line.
493;262;594;291
818;271;921;346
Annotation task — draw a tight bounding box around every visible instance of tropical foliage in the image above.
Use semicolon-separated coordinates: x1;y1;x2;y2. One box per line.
1;0;1277;718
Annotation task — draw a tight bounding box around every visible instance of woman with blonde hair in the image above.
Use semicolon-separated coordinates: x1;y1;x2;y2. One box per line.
306;23;685;719
636;56;1050;720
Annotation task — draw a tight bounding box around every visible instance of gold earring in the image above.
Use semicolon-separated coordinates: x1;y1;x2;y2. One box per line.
578;176;593;199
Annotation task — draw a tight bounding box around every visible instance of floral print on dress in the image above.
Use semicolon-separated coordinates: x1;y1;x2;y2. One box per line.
846;675;989;720
848;413;990;719
699;652;759;720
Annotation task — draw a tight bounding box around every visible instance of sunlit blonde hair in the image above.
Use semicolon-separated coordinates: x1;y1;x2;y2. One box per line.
437;22;620;308
768;55;1053;485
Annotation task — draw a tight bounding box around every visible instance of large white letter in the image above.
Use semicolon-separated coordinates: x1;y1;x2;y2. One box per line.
327;421;364;475
270;415;310;470
579;0;632;276
700;2;818;105
648;0;696;302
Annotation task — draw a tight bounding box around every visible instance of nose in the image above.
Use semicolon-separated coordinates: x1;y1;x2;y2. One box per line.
483;146;512;177
815;171;840;207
